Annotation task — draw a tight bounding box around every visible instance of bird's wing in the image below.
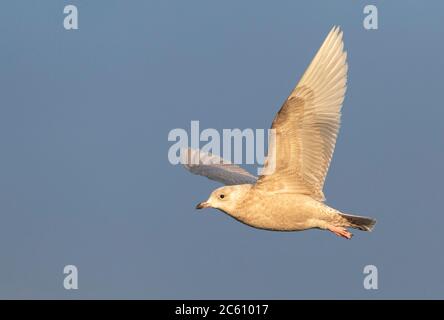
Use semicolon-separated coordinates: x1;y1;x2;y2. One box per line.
255;26;348;201
181;148;257;185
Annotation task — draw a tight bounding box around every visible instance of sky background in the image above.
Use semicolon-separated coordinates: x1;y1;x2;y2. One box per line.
0;0;443;299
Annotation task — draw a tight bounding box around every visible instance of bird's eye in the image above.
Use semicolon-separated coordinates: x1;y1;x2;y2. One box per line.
219;194;225;199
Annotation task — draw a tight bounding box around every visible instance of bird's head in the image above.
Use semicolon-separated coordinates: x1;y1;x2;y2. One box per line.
196;184;252;214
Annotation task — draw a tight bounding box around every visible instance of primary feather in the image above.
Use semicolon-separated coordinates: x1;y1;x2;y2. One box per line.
256;26;348;201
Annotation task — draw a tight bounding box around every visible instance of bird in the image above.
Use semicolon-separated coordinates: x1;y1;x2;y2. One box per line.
180;26;376;239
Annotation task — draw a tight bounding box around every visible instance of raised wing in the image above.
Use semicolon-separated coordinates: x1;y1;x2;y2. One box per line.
255;26;348;201
181;148;257;185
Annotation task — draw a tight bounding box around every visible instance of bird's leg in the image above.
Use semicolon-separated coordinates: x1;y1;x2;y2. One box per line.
327;225;353;239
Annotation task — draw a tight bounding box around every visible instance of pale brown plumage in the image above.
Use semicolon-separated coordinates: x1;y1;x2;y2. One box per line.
257;26;347;201
181;26;376;239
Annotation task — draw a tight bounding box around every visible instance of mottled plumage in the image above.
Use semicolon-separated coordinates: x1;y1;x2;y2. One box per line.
181;26;376;239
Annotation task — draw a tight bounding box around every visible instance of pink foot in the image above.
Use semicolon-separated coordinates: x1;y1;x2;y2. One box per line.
327;225;353;240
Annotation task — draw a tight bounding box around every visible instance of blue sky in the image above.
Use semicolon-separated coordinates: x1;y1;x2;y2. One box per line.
0;0;443;298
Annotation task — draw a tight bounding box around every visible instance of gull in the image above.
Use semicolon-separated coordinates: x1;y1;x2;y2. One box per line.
181;26;376;239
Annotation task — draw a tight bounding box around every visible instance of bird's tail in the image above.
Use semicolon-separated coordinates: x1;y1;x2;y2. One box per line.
340;213;376;232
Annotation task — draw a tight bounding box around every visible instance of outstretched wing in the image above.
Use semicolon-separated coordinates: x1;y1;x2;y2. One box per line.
181;148;257;185
255;26;348;201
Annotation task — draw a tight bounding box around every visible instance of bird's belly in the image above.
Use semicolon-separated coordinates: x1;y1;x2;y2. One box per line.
236;194;324;231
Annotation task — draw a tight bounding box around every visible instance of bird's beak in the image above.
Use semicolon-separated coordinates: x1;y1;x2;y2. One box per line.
196;201;210;210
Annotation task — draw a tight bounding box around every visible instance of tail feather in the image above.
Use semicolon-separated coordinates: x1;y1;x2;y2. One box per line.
340;213;376;232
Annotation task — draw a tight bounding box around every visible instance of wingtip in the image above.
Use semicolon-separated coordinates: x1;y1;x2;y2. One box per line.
330;25;343;37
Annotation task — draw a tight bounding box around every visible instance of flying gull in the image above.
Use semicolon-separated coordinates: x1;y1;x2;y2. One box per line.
181;26;376;239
